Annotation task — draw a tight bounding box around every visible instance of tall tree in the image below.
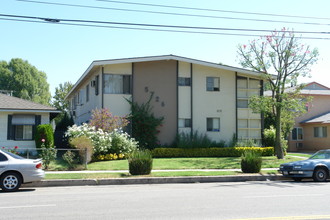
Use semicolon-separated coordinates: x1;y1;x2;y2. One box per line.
0;58;51;105
237;28;318;159
52;81;73;112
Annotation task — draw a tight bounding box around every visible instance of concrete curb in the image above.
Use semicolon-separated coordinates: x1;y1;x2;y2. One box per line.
23;174;289;188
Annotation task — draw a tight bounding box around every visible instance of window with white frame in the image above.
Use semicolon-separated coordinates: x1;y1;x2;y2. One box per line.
206;77;220;91
207;118;220;132
292;127;303;140
178;77;191;86
179;118;191;128
314;126;327;138
103;74;131;94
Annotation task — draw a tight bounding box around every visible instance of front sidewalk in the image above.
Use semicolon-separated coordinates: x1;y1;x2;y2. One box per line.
23;168;286;188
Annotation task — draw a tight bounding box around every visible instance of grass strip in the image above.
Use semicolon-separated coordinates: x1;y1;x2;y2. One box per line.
45;170;278;180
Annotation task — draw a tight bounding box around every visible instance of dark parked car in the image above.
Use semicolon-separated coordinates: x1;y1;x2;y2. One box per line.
279;150;330;182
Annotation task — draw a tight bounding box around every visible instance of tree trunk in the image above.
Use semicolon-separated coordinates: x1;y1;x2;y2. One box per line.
275;105;284;159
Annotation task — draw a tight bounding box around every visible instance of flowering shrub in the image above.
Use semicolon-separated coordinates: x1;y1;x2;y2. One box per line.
1;146;19;154
94;153;125;161
39;139;57;170
89;108;129;133
65;123;138;159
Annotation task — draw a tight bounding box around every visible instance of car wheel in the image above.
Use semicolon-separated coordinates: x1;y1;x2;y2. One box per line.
313;168;328;182
0;172;22;192
293;177;303;182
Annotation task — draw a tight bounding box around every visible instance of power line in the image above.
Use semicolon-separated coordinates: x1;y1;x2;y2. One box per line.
1;13;330;35
1;15;330;40
96;0;330;21
16;0;330;26
0;18;269;36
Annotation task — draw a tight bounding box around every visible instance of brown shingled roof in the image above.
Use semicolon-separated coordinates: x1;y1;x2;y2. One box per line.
0;93;58;111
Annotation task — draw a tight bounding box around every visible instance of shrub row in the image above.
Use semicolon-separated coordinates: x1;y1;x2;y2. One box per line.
152;147;274;158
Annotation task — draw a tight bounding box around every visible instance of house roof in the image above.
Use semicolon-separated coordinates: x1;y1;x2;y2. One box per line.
264;82;330;97
304;82;330;90
66;54;265;99
300;112;330;124
0;93;59;113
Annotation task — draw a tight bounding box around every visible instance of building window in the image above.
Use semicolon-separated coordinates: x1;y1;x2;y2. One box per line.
78;89;84;105
103;74;131;94
179;118;191;128
178;77;191;86
7;115;41;141
86;85;89;102
207;118;220;132
15;125;33;140
95;75;99;96
206;77;220;91
292;127;303;140
237;100;248;108
314;126;327;138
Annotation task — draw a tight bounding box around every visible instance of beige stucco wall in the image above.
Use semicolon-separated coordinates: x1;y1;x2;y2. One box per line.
0;112;50;149
133;60;177;145
289;95;330;151
104;63;132;75
192;64;236;143
103;94;131;117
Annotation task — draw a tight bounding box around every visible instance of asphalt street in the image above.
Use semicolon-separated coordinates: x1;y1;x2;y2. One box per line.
2;181;330;220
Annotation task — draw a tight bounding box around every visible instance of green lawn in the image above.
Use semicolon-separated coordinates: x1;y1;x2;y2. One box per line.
287;152;312;158
86;155;304;171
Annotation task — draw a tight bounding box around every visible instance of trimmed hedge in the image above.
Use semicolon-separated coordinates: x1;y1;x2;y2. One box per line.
35;124;54;149
152;147;274;158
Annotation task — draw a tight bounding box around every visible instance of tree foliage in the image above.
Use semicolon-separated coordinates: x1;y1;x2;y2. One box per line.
237;28;318;159
52;81;73;112
0;58;51;105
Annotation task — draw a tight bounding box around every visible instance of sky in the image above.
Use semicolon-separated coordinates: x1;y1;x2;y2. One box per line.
1;0;330;97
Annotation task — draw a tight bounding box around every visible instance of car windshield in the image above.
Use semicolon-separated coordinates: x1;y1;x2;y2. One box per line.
309;151;330;159
2;151;25;160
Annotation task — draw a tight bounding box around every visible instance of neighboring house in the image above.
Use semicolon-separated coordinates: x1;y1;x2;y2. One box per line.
0;93;59;149
288;82;330;151
66;55;265;145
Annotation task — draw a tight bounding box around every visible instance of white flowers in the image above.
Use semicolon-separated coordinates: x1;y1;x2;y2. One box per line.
66;123;138;155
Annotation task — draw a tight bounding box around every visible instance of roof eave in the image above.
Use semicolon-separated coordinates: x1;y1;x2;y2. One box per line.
0;109;61;113
66;55;265;100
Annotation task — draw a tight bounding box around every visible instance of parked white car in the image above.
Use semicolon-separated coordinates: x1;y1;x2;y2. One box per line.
0;149;45;192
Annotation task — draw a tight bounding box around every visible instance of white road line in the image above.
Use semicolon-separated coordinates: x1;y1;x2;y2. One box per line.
0;204;56;209
244;194;323;198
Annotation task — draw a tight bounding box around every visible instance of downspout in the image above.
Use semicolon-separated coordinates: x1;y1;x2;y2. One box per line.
101;67;104;109
132;63;135;103
235;72;238;141
176;61;179;136
191;63;193;137
260;79;264;146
